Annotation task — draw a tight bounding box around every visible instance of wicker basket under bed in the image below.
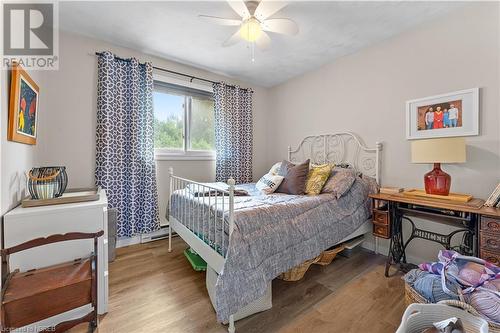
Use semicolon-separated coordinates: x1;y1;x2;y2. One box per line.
279;255;321;281
314;245;346;266
279;244;347;281
405;282;500;333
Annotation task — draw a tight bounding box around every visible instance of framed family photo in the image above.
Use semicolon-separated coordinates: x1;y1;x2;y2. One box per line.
8;62;39;145
406;88;479;140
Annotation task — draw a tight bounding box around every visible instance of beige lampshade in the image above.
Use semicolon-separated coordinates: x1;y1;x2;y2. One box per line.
411;137;466;163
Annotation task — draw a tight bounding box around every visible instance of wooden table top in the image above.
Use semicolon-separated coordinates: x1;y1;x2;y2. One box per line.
369;193;500;217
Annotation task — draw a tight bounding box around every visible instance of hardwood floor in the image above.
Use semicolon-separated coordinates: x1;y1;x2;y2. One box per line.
69;237;406;333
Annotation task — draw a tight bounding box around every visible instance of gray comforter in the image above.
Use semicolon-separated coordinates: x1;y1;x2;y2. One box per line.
170;178;372;322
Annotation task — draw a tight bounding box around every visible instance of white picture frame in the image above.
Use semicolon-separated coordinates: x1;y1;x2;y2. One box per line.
406;88;479;140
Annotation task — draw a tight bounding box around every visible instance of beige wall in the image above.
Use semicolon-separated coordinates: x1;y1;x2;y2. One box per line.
0;69;43;215
0;65;44;293
266;3;500;262
35;31;269;226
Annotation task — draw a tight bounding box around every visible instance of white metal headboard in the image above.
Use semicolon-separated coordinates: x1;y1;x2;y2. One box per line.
288;132;383;184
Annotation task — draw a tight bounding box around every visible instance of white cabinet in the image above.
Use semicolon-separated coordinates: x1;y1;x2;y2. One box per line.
3;189;109;330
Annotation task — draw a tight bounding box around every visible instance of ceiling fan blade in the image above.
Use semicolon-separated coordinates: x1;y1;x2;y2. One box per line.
262;18;298;35
198;15;242;26
222;30;242;47
254;1;288;21
227;1;250;19
255;31;271;50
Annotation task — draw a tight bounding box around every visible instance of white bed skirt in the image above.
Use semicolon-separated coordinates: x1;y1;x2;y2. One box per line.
206;266;273;323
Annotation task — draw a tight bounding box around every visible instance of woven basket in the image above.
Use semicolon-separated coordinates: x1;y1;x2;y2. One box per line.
404;283;428;305
405;283;500;333
314;245;346;266
397;301;489;333
279;255;320;281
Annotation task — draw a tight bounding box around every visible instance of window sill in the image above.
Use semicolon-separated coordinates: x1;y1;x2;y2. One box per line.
155;152;215;161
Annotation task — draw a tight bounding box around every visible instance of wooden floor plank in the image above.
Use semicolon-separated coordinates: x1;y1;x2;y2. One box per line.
67;237;405;333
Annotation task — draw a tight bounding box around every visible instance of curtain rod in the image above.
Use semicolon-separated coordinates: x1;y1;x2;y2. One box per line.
94;52;251;91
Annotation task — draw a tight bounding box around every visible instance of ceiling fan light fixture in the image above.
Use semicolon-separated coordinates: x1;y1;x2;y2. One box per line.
201;0;298;54
240;17;261;42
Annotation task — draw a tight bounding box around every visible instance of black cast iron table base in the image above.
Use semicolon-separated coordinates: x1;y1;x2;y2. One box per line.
384;202;476;277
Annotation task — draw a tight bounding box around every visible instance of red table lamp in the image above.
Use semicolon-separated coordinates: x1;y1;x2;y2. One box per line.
411;137;466;196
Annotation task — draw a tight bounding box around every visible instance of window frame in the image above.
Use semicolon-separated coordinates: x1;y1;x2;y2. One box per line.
153;74;215;161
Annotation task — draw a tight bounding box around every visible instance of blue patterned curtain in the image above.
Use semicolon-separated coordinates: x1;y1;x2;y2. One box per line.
213;82;253;184
95;51;160;237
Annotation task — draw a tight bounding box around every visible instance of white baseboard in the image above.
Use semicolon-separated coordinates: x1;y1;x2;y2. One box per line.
116;235;141;248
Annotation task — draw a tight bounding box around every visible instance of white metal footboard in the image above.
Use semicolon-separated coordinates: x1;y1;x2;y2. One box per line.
168;167;235;273
168;168;239;332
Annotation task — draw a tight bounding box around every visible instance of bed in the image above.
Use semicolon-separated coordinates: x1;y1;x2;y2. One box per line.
168;132;382;332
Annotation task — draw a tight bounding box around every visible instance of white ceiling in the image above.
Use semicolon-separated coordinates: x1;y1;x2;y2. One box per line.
60;1;462;87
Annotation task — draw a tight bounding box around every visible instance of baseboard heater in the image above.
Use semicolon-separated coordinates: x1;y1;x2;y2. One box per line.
140;225;176;243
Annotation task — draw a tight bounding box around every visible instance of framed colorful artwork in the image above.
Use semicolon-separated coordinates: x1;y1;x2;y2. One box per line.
406;88;479;140
8;62;40;145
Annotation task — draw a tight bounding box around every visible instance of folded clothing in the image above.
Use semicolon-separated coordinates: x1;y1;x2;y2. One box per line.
464;280;500;325
419;251;500;288
407;250;500;325
404;269;460;303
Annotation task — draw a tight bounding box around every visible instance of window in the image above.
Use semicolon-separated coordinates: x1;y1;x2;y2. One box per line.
153;81;215;159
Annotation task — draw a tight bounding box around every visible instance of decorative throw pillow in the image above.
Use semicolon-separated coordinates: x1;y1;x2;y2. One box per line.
276;159;310;195
331;166;360;178
359;174;380;195
268;162;282;175
321;168;357;198
305;164;333;195
256;173;284;194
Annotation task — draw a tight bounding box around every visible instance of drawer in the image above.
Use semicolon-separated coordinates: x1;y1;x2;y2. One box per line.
373;222;390;239
480;231;500;252
373;210;389;225
481;216;500;234
480;249;500;266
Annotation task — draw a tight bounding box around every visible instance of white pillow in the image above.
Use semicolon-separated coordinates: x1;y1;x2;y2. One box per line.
269;162;282;175
256;173;284;194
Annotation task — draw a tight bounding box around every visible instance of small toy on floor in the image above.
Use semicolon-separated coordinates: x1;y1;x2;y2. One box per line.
184;248;207;271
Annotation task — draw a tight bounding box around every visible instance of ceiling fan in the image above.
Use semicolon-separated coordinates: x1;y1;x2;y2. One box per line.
199;0;298;55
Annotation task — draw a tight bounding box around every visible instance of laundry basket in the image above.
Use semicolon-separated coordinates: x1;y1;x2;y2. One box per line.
404;281;500;332
396;300;489;333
